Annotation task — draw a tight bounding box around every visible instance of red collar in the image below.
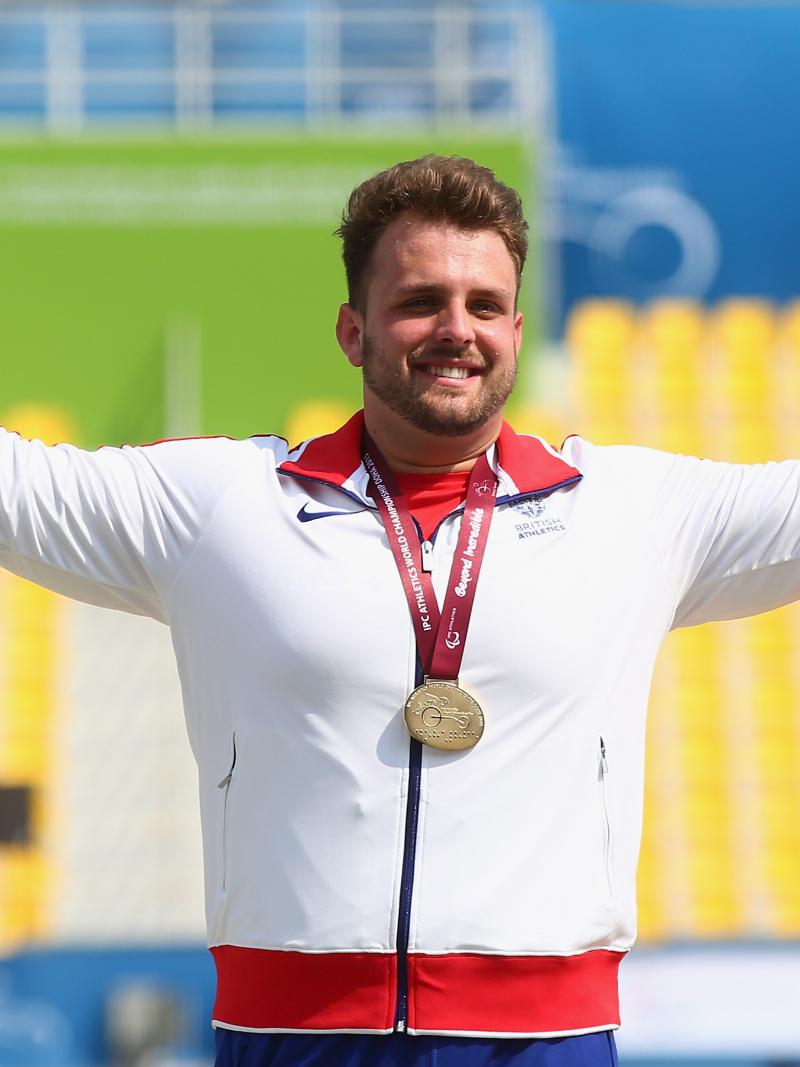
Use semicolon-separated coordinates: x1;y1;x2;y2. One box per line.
277;410;581;499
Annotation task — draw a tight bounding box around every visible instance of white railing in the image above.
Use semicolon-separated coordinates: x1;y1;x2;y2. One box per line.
0;3;544;132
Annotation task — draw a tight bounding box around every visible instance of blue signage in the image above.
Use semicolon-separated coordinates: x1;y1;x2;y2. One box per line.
541;1;800;331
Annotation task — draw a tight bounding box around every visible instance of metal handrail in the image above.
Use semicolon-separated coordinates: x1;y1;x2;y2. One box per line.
0;3;540;131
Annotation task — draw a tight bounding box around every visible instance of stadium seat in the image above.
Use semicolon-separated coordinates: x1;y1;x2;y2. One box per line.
566;298;800;943
0;407;73;950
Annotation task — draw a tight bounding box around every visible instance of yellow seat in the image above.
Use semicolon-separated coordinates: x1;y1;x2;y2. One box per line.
691;899;744;937
642;299;705;361
567;301;636;426
283;399;354;447
651;422;705;456
639;300;705;411
755;736;798;779
711;299;777;366
709;301;776;428
745;612;793;654
0;406;75;951
506;404;569;451
723;421;776;463
576;417;632;447
575;380;628;423
689;848;742;937
774;303;800;452
778;300;800;357
567;300;637;363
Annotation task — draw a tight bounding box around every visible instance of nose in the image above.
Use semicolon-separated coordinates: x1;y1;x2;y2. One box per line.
433;300;476;347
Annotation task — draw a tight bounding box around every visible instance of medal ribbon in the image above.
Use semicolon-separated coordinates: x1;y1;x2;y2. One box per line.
362;435;498;681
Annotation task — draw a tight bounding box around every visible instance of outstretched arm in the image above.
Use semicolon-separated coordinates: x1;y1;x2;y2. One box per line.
0;427;246;621
562;438;800;630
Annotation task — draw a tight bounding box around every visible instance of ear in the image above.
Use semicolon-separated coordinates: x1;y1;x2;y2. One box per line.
514;310;524;353
336;303;365;368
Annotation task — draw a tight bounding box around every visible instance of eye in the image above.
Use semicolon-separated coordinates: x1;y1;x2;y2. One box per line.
471;300;501;316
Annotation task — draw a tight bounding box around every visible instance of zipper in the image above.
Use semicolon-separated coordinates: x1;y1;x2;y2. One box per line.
599;736;612;895
394;503;495;1028
394;659;424;1031
420;540;434;572
394;517;441;1031
217;733;237;892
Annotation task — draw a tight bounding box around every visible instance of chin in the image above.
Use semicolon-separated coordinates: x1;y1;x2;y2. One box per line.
403;404;497;438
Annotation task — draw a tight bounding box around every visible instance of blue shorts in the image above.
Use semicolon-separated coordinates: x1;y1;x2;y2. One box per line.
213;1029;619;1067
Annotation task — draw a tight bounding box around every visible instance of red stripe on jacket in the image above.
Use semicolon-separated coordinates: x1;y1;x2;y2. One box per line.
211;946;622;1034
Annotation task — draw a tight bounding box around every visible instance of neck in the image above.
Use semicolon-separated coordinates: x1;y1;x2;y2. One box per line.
363;400;503;473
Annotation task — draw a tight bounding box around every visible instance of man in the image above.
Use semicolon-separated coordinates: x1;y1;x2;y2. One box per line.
2;155;800;1067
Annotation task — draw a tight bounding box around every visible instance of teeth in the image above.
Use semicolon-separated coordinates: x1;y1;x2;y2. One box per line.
426;365;471;379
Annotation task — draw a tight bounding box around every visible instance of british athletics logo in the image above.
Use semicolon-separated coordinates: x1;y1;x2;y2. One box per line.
511;497;566;541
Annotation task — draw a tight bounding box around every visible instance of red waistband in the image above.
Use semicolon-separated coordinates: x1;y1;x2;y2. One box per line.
211;945;623;1035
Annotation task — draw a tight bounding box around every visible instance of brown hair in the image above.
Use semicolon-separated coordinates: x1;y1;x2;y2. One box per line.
336;154;528;310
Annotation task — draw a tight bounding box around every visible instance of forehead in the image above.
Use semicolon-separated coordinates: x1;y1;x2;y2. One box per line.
369;214;516;292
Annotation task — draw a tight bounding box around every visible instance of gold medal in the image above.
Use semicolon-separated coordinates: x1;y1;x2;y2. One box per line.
364;438;497;755
404;679;484;751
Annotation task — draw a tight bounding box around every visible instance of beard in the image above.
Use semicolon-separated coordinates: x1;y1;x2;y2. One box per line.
361;334;518;438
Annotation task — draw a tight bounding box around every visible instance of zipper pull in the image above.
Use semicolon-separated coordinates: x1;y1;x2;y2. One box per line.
421;540;434;572
396;1019;406;1033
600;737;609;775
218;734;237;788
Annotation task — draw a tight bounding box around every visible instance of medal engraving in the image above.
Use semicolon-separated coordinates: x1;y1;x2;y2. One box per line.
404;679;484;751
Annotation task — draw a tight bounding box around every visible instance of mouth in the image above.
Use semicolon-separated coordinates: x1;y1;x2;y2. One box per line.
412;361;485;384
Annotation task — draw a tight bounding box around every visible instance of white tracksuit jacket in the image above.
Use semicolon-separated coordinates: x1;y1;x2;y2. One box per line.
2;410;800;1038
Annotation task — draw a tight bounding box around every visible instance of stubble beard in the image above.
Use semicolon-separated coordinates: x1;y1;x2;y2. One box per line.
361;334;518;438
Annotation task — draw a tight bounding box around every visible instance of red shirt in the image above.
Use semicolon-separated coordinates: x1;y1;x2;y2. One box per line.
395;469;471;541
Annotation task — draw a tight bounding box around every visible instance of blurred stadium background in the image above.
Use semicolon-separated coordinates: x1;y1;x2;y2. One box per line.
1;1;800;1064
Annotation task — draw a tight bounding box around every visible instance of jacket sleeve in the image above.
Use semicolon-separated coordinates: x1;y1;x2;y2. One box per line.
647;450;800;629
564;439;800;630
0;428;249;622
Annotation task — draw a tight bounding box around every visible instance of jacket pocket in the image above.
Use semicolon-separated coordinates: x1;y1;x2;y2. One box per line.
217;733;237;893
598;736;613;895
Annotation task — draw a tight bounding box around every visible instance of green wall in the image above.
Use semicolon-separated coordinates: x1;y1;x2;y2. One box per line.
0;136;532;446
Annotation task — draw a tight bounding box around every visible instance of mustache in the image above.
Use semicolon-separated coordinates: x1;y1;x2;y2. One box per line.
409;347;488;369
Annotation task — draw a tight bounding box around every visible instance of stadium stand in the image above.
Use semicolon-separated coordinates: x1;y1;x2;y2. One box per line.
566;297;800;940
0;408;74;953
0;3;532;128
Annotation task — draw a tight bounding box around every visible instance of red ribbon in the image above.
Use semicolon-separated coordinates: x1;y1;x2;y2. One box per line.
362;435;498;681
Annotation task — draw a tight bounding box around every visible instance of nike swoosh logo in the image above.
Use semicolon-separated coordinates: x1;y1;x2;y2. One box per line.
296;504;364;523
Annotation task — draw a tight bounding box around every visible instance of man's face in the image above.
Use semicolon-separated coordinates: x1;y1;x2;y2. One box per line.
338;215;523;438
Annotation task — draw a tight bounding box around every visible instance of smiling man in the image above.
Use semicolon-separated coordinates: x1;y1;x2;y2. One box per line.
338;217;521;457
3;156;800;1067
336;165;524;472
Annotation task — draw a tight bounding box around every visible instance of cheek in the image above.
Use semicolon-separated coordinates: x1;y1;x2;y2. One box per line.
480;324;517;358
390;316;435;340
383;322;433;357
